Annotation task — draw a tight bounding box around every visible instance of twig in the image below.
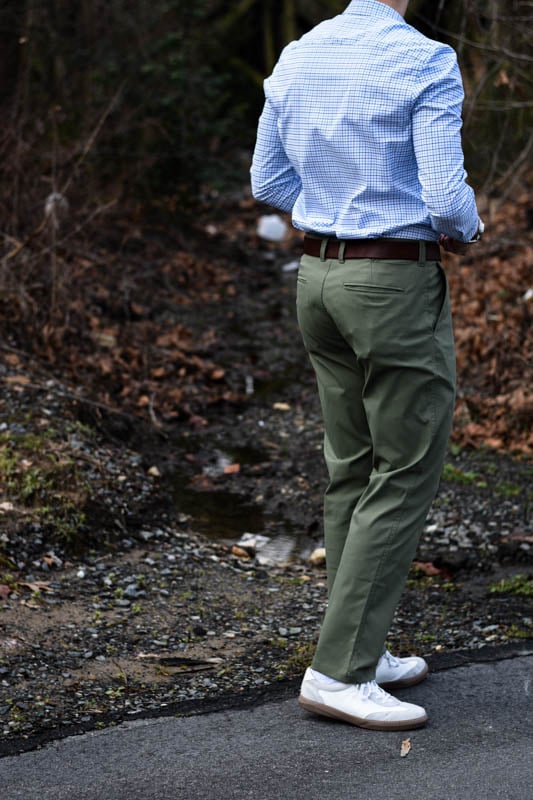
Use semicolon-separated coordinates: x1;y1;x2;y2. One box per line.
4;84;124;262
414;15;533;63
61;83;125;197
148;393;162;429
0;374;133;420
17;199;117;265
491;131;533;204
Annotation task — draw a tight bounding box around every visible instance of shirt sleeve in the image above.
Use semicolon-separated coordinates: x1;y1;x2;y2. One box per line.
412;47;479;241
250;97;302;213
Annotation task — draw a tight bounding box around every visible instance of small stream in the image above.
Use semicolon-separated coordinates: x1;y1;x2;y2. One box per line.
168;266;318;565
169;438;315;566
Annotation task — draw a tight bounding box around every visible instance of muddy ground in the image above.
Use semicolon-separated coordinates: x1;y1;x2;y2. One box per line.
0;215;532;755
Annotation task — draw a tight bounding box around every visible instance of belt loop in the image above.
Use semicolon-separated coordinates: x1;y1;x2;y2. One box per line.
320;237;329;262
338;240;346;264
418;241;426;266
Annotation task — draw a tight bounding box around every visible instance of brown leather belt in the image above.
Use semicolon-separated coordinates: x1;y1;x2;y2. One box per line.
303;236;440;261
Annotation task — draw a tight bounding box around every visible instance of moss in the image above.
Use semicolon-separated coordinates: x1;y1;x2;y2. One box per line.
494;481;522;498
505;624;533;640
276;641;316;678
489;574;533;597
440;581;457;592
0;427;91;544
441;464;479;484
415;632;436;643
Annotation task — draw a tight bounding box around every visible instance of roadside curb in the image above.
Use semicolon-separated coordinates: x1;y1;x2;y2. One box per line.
1;641;531;759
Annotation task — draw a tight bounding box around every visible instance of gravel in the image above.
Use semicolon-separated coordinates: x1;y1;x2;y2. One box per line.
1;252;531;752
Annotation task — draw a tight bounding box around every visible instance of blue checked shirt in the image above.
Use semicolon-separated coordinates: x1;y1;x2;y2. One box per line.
251;0;479;242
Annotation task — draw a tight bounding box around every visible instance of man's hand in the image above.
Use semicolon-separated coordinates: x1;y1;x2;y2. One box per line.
438;234;468;255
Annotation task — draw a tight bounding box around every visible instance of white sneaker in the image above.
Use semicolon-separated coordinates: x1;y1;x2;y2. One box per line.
299;668;428;731
376;650;429;689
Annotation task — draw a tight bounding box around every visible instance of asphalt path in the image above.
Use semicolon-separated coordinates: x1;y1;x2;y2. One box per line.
2;651;532;800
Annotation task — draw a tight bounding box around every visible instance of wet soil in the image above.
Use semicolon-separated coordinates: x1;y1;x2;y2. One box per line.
0;223;532;755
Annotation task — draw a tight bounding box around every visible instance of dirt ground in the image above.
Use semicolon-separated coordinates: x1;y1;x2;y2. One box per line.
1;199;532;753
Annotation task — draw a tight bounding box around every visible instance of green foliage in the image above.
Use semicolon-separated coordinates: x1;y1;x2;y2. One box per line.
441;464;481;485
494;481;522;498
489;574;533;597
276;640;316;677
505;624;533;640
0;428;89;543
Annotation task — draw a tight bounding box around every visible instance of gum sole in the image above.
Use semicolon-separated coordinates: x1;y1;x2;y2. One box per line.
298;696;428;731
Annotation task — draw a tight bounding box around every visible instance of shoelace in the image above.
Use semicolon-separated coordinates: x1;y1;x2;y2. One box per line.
359;680;390;701
382;649;401;669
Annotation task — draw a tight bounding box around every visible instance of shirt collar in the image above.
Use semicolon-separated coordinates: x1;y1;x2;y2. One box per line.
344;0;405;24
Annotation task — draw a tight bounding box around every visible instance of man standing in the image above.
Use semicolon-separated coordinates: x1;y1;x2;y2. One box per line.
251;0;483;730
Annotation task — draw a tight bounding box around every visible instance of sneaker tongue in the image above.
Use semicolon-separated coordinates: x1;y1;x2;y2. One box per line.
385;650;400;668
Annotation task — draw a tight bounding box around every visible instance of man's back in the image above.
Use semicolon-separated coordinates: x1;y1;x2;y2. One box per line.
251;0;478;242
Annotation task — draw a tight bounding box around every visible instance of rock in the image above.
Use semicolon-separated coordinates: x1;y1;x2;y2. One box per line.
231;545;251;559
308;547;326;566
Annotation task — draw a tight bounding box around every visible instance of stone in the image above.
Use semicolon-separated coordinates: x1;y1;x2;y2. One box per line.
308;547;326;566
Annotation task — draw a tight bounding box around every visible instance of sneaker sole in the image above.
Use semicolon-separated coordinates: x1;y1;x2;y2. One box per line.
298;696;428;731
377;663;429;691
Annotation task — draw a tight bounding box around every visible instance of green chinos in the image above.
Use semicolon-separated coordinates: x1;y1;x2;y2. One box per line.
296;249;456;684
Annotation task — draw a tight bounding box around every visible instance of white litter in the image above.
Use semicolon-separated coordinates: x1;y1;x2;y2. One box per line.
257;214;287;241
281;260;299;272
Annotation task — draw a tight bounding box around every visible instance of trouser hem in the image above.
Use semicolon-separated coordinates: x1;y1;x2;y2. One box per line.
310;658;376;686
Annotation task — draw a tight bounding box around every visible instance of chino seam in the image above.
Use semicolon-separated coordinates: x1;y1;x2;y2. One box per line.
319;258;334;310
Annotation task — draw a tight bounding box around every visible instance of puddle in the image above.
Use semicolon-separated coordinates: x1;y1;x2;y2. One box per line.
170;446;315;564
173;482;266;540
251;365;302;398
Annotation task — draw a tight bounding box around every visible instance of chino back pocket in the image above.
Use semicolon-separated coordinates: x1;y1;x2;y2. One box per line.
343;283;404;294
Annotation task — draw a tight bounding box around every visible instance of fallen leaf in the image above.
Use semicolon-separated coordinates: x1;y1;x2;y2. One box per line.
400;738;411;758
273;402;291;411
189;474;215;490
223;463;240;475
0;585;12;601
189;415;208;429
500;531;533;543
4;353;20;366
4;375;31;385
412;561;442;576
151;367;166;379
20;581;53;593
232;545;250;559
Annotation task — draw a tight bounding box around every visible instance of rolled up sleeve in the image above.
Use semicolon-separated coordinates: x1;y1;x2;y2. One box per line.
413;47;479;241
250;97;302;212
